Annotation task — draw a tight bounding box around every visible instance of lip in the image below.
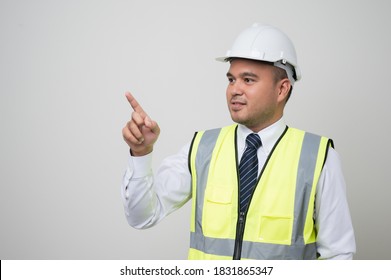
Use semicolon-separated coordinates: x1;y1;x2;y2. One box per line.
230;99;246;111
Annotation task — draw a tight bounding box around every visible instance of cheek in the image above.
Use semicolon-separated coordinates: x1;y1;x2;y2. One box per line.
225;87;231;102
250;91;274;112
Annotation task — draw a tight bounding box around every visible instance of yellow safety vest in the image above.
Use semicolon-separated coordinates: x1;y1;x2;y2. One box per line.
188;124;333;260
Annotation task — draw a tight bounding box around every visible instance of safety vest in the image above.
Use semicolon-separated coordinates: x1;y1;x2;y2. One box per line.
188;124;333;260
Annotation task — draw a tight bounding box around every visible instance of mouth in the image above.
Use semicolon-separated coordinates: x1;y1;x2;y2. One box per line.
230;99;246;111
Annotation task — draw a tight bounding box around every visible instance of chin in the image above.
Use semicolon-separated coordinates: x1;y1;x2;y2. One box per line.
231;116;248;126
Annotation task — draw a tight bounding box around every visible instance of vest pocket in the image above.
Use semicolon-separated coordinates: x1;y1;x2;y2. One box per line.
203;186;234;237
259;215;292;244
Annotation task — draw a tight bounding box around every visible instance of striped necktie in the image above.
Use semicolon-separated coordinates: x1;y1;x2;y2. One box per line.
239;133;262;213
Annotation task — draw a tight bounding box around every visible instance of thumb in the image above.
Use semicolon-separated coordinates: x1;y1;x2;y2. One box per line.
145;116;160;134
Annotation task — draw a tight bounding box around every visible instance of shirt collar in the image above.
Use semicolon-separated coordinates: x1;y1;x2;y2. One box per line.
237;118;287;155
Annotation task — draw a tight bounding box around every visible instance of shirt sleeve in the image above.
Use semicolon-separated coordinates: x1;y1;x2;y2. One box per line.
315;148;356;259
121;143;192;229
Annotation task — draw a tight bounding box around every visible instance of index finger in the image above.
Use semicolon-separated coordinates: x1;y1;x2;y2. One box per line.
125;91;147;118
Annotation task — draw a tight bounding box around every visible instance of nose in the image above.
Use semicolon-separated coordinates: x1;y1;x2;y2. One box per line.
229;80;244;96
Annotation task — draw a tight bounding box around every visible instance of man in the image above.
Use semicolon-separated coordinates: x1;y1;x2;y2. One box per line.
121;23;356;259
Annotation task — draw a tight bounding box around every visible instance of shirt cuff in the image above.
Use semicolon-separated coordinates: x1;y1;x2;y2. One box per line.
129;153;153;178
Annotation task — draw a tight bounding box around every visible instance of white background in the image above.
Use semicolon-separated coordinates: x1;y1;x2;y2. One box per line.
1;0;390;259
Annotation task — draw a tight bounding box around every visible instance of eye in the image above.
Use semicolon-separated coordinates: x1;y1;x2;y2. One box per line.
227;77;235;84
244;78;254;83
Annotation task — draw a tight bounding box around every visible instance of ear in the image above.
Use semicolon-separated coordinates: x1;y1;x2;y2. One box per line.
277;78;291;103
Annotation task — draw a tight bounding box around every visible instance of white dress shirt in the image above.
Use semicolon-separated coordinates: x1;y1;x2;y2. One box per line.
121;118;356;259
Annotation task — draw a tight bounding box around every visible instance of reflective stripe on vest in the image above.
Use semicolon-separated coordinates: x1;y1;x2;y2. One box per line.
188;125;332;260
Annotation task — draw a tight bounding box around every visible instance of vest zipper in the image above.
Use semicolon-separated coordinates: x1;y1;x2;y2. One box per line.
233;211;246;260
232;126;289;260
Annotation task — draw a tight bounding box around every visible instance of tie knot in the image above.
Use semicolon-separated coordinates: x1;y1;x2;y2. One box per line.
246;133;262;150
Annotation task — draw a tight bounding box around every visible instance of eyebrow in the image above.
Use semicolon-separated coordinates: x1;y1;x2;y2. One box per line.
226;71;259;79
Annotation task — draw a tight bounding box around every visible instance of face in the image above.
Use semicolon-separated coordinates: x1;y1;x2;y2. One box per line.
226;59;288;132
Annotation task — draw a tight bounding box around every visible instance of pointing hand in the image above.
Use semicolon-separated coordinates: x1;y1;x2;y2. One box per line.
122;92;160;156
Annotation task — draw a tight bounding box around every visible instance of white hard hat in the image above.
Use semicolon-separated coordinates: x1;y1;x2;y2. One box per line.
216;23;301;84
